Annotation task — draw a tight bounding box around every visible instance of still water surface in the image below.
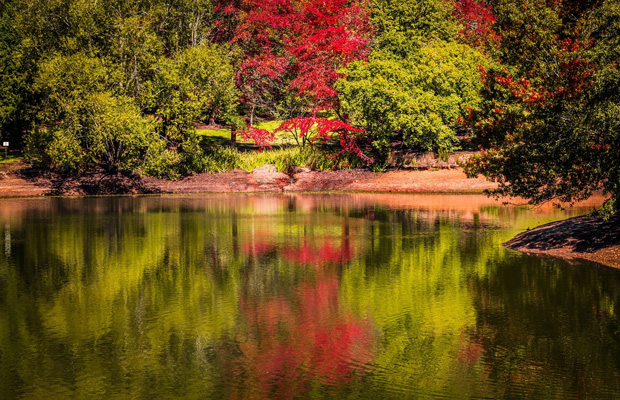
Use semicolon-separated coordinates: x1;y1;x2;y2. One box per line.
0;194;619;399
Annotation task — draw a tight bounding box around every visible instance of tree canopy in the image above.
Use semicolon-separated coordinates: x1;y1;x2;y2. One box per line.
0;0;618;212
462;0;620;214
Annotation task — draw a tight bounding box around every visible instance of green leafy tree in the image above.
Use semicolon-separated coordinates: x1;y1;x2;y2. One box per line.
338;42;486;154
586;0;620;213
150;0;215;54
464;0;619;215
33;53;112;122
26;53;175;174
369;0;458;58
337;0;487;158
153;43;237;140
26;92;176;175
152;43;238;171
0;0;37;144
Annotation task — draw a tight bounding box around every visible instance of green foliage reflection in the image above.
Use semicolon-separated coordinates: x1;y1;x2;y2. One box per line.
0;195;619;398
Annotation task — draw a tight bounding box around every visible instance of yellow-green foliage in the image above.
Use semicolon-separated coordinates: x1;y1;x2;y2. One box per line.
153;43;237;140
24;127;85;173
338;41;487;154
202;146;364;173
0;195;614;398
25;92;176;174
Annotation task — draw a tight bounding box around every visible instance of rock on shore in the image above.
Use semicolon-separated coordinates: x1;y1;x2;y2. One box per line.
504;215;620;269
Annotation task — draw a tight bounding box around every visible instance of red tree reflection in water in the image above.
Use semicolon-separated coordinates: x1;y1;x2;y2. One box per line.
242;240;274;257
231;224;374;399
457;331;484;367
282;239;355;267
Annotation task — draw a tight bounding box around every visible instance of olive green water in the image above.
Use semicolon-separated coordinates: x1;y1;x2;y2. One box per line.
0;194;619;399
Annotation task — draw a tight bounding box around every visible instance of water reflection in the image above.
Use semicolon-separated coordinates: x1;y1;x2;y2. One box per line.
0;194;618;399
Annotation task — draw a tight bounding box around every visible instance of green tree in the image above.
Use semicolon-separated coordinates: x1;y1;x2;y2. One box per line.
0;0;35;144
153;43;237;140
338;42;486;155
337;0;487;159
33;53;112;122
26;92;176;175
464;0;619;215
152;43;238;171
583;0;620;213
369;0;458;58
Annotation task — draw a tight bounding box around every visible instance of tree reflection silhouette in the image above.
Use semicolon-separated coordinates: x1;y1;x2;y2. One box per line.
232;223;374;398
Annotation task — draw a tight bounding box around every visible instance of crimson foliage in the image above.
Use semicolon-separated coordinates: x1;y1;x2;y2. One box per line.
215;0;373;160
453;0;499;49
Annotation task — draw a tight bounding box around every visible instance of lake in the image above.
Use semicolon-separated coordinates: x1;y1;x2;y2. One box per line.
1;194;619;399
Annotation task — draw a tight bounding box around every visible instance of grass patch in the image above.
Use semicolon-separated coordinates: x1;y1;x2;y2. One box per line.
0;154;23;164
197;120;298;148
196;127;230;138
254;120;282;132
202;146;364;173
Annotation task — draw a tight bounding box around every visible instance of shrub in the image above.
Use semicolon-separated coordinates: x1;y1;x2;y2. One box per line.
201;146;364;173
25;127;85;173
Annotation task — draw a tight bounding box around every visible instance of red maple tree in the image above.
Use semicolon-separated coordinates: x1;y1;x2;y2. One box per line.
452;0;499;49
215;0;373;160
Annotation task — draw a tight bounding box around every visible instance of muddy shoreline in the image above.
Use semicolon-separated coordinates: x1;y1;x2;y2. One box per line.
1;165;616;269
0;166;498;197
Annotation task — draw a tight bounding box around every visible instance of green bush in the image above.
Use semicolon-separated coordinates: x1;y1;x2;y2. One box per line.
337;41;486;157
178;135;207;174
201;146;365;173
590;198;617;221
25;127;85;173
142;140;181;180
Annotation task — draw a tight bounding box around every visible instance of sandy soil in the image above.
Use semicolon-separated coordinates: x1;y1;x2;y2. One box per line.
0;165;498;197
504;214;620;269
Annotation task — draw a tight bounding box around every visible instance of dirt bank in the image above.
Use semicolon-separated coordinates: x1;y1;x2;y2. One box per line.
504;215;620;269
0;166;498;197
3;164;616;269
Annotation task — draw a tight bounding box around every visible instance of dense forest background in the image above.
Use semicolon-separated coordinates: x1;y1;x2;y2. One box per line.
0;0;618;212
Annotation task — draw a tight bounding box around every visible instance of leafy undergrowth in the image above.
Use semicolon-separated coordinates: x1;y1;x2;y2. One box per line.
0;154;23;164
202;146;365;173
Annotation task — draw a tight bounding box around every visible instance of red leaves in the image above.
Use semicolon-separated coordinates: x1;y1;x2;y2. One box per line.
277;117;373;163
218;0;372;110
215;1;374;163
453;0;499;48
287;1;372;108
490;57;593;106
239;126;275;150
591;144;610;152
239;117;372;163
277;117;361;141
494;74;545;104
